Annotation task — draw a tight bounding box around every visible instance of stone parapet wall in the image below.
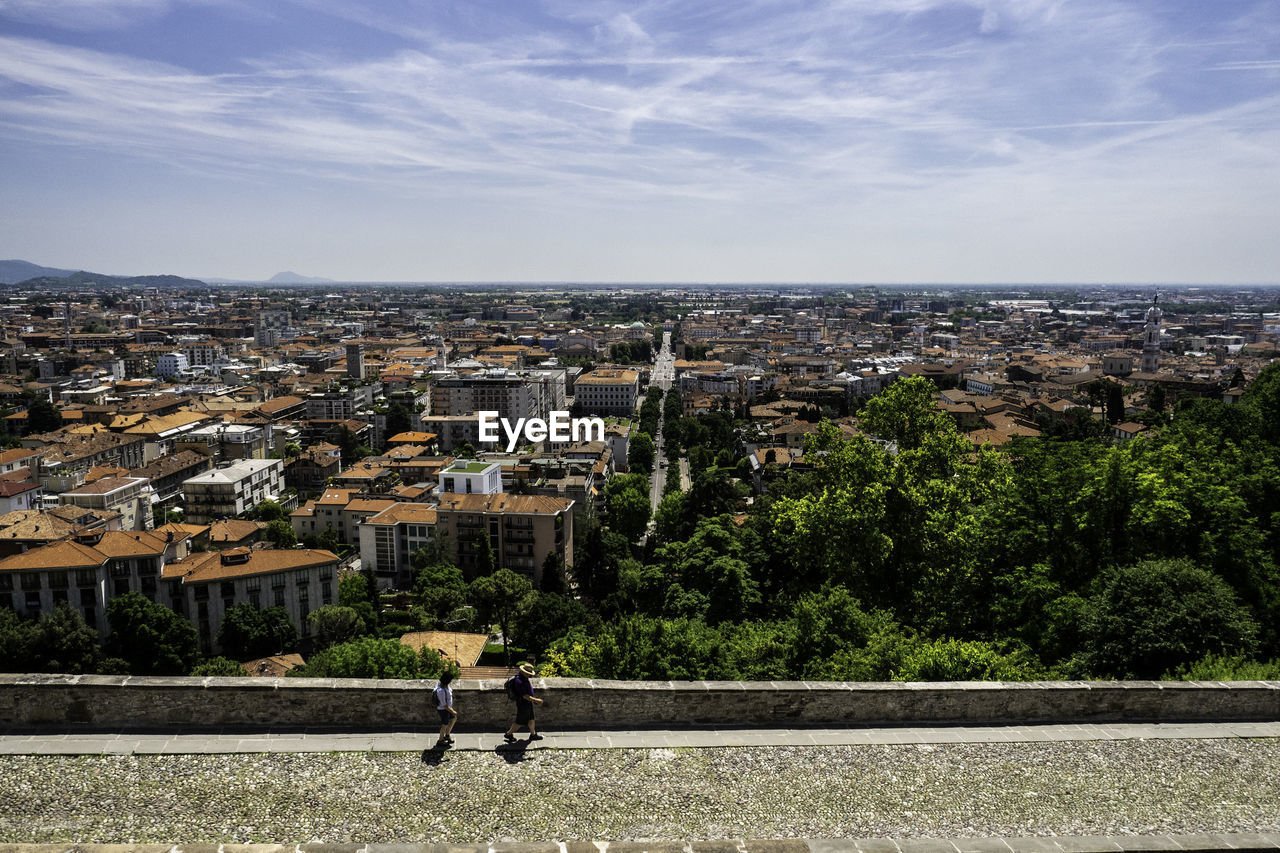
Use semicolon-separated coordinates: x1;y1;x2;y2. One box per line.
0;674;1276;731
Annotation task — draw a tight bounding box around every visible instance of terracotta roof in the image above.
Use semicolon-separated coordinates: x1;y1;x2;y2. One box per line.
93;530;168;558
400;631;487;667
365;503;438;525
344;498;396;514
241;653;305;677
61;476;147;496
316;488;359;506
154;522;209;541
163;547;339;583
436;492;572;515
0;540;106;572
0;510;85;541
207;519;264;543
0;482;38;497
0;448;40;466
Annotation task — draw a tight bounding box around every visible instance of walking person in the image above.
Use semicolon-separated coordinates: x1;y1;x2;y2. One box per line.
504;662;544;743
434;669;458;748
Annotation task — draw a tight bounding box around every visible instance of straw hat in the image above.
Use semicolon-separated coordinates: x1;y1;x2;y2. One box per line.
517;662;535;676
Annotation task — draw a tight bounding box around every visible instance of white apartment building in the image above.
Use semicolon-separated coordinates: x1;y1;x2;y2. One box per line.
438;459;503;495
155;352;189;378
181;458;284;524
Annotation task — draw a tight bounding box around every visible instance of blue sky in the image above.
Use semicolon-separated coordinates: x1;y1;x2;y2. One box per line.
1;0;1278;282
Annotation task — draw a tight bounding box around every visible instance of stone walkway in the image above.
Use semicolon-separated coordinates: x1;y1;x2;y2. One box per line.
1;720;1278;755
1;835;1280;852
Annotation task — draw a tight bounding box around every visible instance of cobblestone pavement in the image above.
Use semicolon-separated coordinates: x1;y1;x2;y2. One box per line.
0;739;1277;844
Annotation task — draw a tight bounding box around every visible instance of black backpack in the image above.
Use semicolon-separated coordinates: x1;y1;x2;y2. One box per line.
503;676;519;701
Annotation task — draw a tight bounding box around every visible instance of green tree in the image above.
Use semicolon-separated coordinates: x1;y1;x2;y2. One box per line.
469;568;533;665
338;573;378;629
859;376;954;450
217;603;298;660
306;605;368;650
1081;559;1259;679
295;637;446;679
513;591;593;657
603;473;651;542
105;592;199;675
385;401;413;440
411;559;468;626
23;396;61;435
190;656;245;676
472;533;495;577
255;500;286;521
1106;384;1125;424
629;432;656;475
264;519;296;548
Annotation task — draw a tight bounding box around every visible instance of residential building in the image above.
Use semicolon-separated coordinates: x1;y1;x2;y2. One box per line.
156;352;189;378
0;530;170;635
574;368;640;416
438;459;502;495
181;459;284;524
358;502;438;588
434;492;573;587
161;547;339;654
60;476;153;531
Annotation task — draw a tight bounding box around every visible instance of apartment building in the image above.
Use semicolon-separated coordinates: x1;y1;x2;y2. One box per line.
438;459;502;495
358;502;438;589
289;487;393;545
162;546;339;654
434;492;573;587
430;371;550;422
574;368;639;416
0;529;171;635
60;476;153;531
181;459;284;524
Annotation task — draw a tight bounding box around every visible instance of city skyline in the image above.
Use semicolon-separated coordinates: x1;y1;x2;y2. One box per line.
2;0;1279;283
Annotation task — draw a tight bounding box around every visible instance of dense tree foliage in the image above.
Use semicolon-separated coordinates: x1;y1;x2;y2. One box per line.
105;592;199;675
216;604;298;660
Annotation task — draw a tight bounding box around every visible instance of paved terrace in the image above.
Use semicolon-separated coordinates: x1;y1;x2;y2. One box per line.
0;723;1277;848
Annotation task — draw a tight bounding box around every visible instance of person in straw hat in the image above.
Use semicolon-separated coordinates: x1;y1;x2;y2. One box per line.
504;661;545;743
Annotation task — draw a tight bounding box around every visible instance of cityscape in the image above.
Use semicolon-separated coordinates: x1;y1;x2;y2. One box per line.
3;0;1280;848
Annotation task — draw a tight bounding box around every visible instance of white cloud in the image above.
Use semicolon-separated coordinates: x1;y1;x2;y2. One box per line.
0;0;169;29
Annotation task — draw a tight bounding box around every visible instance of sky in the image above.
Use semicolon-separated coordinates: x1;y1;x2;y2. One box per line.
1;0;1278;283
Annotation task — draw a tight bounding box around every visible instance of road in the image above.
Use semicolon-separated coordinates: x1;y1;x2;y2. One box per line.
648;331;675;515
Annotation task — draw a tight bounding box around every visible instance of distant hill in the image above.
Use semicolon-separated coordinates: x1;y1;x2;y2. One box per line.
0;259;77;284
14;270;209;289
268;270;335;284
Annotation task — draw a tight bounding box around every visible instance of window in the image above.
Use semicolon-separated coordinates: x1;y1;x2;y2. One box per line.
75;569;97;587
0;575;11;591
113;578;130;596
20;573;41;591
83;604;96;628
194;586;209;601
110;561;131;579
141;577;157;599
321;582;333;605
220;581;235;599
274;588;285;608
48;573;69;590
52;589;68;605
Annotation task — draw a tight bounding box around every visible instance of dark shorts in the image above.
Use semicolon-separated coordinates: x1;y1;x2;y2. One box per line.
515;700;534;724
437;709;453;724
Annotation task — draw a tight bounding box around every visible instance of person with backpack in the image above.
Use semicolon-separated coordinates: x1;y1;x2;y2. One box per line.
503;662;544;743
434;669;458;748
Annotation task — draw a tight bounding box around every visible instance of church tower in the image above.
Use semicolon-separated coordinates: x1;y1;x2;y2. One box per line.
1141;294;1162;374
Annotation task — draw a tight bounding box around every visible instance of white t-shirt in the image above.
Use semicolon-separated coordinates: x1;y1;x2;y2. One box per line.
434;684;453;710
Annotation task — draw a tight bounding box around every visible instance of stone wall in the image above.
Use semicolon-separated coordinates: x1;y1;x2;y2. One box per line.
0;674;1276;731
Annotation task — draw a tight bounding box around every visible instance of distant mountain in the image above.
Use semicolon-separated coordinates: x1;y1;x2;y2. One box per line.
0;259;77;284
14;270;209;289
268;270;334;284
